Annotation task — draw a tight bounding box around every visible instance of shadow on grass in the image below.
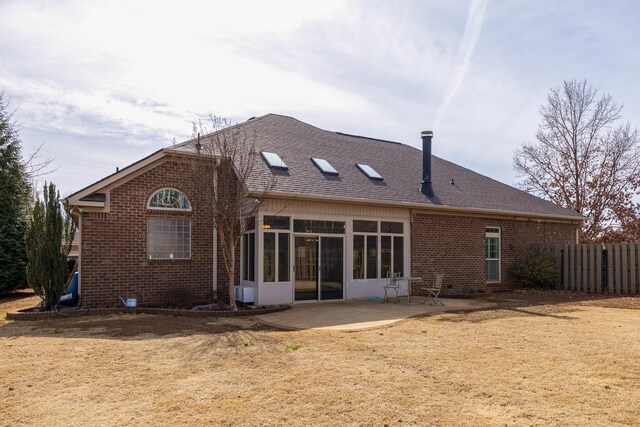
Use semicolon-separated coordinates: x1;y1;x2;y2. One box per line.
434;289;635;323
0;290;37;305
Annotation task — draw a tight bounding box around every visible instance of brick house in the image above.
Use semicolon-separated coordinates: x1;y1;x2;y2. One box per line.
66;114;582;307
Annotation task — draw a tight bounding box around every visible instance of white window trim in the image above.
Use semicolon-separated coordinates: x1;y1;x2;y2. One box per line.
241;229;257;284
352;220;405;280
485;226;501;283
147;187;192;212
262;230;291;284
352;232;379;280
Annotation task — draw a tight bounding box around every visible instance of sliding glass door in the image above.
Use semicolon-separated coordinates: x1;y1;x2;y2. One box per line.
319;236;343;300
294;236;344;301
294;236;318;301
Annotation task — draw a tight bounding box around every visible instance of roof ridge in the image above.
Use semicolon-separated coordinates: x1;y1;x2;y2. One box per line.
173;113;411;150
334;131;402;145
173;113;277;149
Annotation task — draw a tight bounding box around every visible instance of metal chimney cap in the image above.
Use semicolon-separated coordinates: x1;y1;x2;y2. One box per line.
421;130;433;137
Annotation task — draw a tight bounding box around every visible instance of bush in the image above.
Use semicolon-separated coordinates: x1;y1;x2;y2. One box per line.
26;183;70;310
164;286;208;309
511;246;556;288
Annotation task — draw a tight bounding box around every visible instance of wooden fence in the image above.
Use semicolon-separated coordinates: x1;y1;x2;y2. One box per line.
557;243;640;295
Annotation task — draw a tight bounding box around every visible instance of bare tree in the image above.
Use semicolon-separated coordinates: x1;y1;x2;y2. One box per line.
514;79;640;242
191;115;275;310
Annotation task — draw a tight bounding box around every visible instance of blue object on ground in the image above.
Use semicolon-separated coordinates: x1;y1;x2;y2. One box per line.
368;296;384;301
66;272;79;298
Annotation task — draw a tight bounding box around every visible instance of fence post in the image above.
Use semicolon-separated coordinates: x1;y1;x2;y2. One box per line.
596;244;602;293
604;244;611;293
634;244;640;295
576;245;583;292
563;244;569;291
621;243;629;295
611;244;619;294
555;245;562;289
585;245;596;293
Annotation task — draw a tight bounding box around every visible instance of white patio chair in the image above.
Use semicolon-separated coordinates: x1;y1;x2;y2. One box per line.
421;273;444;305
383;272;401;303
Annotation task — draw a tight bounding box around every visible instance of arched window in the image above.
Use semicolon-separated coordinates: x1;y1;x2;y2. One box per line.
148;188;191;210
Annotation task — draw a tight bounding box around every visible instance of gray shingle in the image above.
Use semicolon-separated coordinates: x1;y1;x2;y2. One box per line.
178;114;582;219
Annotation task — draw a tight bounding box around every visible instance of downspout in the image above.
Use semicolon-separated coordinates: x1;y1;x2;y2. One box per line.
409;208;415;276
212;155;219;298
77;209;83;305
213;228;218;295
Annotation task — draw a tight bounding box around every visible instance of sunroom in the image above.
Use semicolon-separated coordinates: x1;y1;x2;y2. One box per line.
238;204;411;305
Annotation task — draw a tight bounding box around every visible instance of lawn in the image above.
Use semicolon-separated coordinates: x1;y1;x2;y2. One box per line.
1;291;639;426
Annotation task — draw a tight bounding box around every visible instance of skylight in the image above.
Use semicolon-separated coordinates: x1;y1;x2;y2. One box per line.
311;157;338;176
261;151;288;170
356;163;383;181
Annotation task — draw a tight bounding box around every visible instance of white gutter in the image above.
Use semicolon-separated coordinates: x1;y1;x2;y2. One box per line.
71;201;105;208
257;191;584;223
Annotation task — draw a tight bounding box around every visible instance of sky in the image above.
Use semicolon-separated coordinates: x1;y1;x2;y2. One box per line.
2;0;640;197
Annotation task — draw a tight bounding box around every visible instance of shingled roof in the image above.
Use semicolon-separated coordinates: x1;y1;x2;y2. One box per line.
176;114;582;220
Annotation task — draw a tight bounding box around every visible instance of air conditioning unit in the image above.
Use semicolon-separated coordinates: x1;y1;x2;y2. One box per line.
234;285;255;303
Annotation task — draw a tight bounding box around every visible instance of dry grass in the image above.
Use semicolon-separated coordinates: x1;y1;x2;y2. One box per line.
1;291;639;426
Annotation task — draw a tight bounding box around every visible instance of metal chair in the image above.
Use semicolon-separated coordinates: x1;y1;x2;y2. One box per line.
421;273;444;305
383;272;401;303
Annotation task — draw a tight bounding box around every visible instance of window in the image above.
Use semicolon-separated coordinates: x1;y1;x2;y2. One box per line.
486;227;501;282
381;221;403;234
264;233;276;282
261;151;288;170
147;219;191;259
379;235;405;278
263;231;290;282
311;157;338;175
245;216;256;230
263;216;290;230
381;236;391;278
293;219;345;234
242;232;255;281
393;236;404;276
353;235;365;279
366;235;378;279
355;163;383;181
353;220;377;233
278;233;290;282
352;220;404;279
148;188;191;210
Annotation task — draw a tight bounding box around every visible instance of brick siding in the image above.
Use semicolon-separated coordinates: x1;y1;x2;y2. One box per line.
79;157;578;306
410;213;577;295
80;159;236;308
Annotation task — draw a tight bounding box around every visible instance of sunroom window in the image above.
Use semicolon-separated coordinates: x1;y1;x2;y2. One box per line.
353;220;404;279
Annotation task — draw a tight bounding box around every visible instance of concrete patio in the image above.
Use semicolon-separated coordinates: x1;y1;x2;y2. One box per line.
254;298;492;331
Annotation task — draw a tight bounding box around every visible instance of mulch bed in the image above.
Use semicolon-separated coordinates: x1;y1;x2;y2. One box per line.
5;304;290;321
